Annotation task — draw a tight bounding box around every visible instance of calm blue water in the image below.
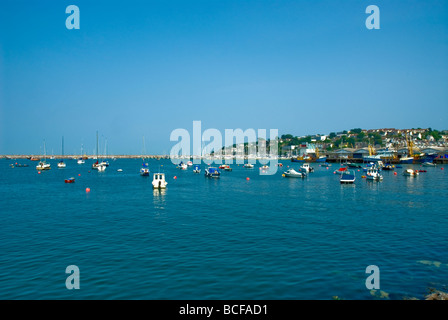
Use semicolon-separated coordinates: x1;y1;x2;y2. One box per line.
0;158;447;300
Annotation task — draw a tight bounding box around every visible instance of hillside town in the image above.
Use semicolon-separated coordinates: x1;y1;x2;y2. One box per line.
278;128;448;163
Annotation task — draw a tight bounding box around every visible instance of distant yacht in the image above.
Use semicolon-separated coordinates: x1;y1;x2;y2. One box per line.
57;136;66;168
36;140;51;170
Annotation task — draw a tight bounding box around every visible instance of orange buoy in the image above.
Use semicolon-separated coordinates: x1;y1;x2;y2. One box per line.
362;175;366;178
78;174;81;176
38;171;41;174
394;172;397;175
174;176;177;179
86;188;90;193
326;167;329;170
246;177;250;180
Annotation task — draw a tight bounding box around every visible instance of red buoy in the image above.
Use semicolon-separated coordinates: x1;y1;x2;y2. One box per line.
246;177;250;181
174;176;177;179
86;188;90;193
38;171;41;174
78;174;81;176
394;172;397;175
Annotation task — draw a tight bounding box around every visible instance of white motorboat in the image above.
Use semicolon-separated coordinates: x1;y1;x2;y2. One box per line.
283;169;306;178
243;163;254;168
152;173;168;189
260;165;269;170
422;162;436;167
300;163;314;173
187;161;193;166
403;169;419;177
36;161;51;170
366;167;383;181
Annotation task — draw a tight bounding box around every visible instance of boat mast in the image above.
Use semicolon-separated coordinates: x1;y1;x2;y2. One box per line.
96;131;99;161
62;136;64;157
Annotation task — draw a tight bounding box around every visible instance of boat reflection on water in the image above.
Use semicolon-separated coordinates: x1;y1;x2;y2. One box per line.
152;188;167;210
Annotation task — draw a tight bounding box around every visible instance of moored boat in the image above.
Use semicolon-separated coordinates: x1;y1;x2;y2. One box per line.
205;167;220;178
300;163;314;173
366;166;383;181
340;170;356;184
64;177;75;183
193;165;201;173
283;169;306;178
422;162;436;167
152;173;168;189
177;161;187;170
403;169;419;177
243;163;254;168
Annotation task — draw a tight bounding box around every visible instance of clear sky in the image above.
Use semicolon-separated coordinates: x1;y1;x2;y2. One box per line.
1;0;447;155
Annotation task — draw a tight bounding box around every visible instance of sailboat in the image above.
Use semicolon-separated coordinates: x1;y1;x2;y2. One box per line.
92;131;106;172
140;136;150;176
36;140;51;170
77;144;85;164
57;136;66;168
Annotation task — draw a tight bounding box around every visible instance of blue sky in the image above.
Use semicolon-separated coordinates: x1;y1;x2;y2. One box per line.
1;0;447;155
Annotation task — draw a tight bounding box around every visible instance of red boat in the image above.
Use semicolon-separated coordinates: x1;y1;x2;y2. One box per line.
64;177;75;183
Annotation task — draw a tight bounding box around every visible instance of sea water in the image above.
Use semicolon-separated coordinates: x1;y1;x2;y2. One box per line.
0;159;447;299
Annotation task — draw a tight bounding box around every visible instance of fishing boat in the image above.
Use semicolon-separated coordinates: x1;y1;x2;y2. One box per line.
64;177;75;183
291;156;305;163
152;173;168;189
300;163;314;173
283;169;306;178
57;137;66;168
30;156;40;161
422;162;436;167
400;134;416;164
193;165;201;173
403;169;419;177
243;163;254;168
366;166;383;181
36;140;51;170
340;170;356;184
205;167;220;178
